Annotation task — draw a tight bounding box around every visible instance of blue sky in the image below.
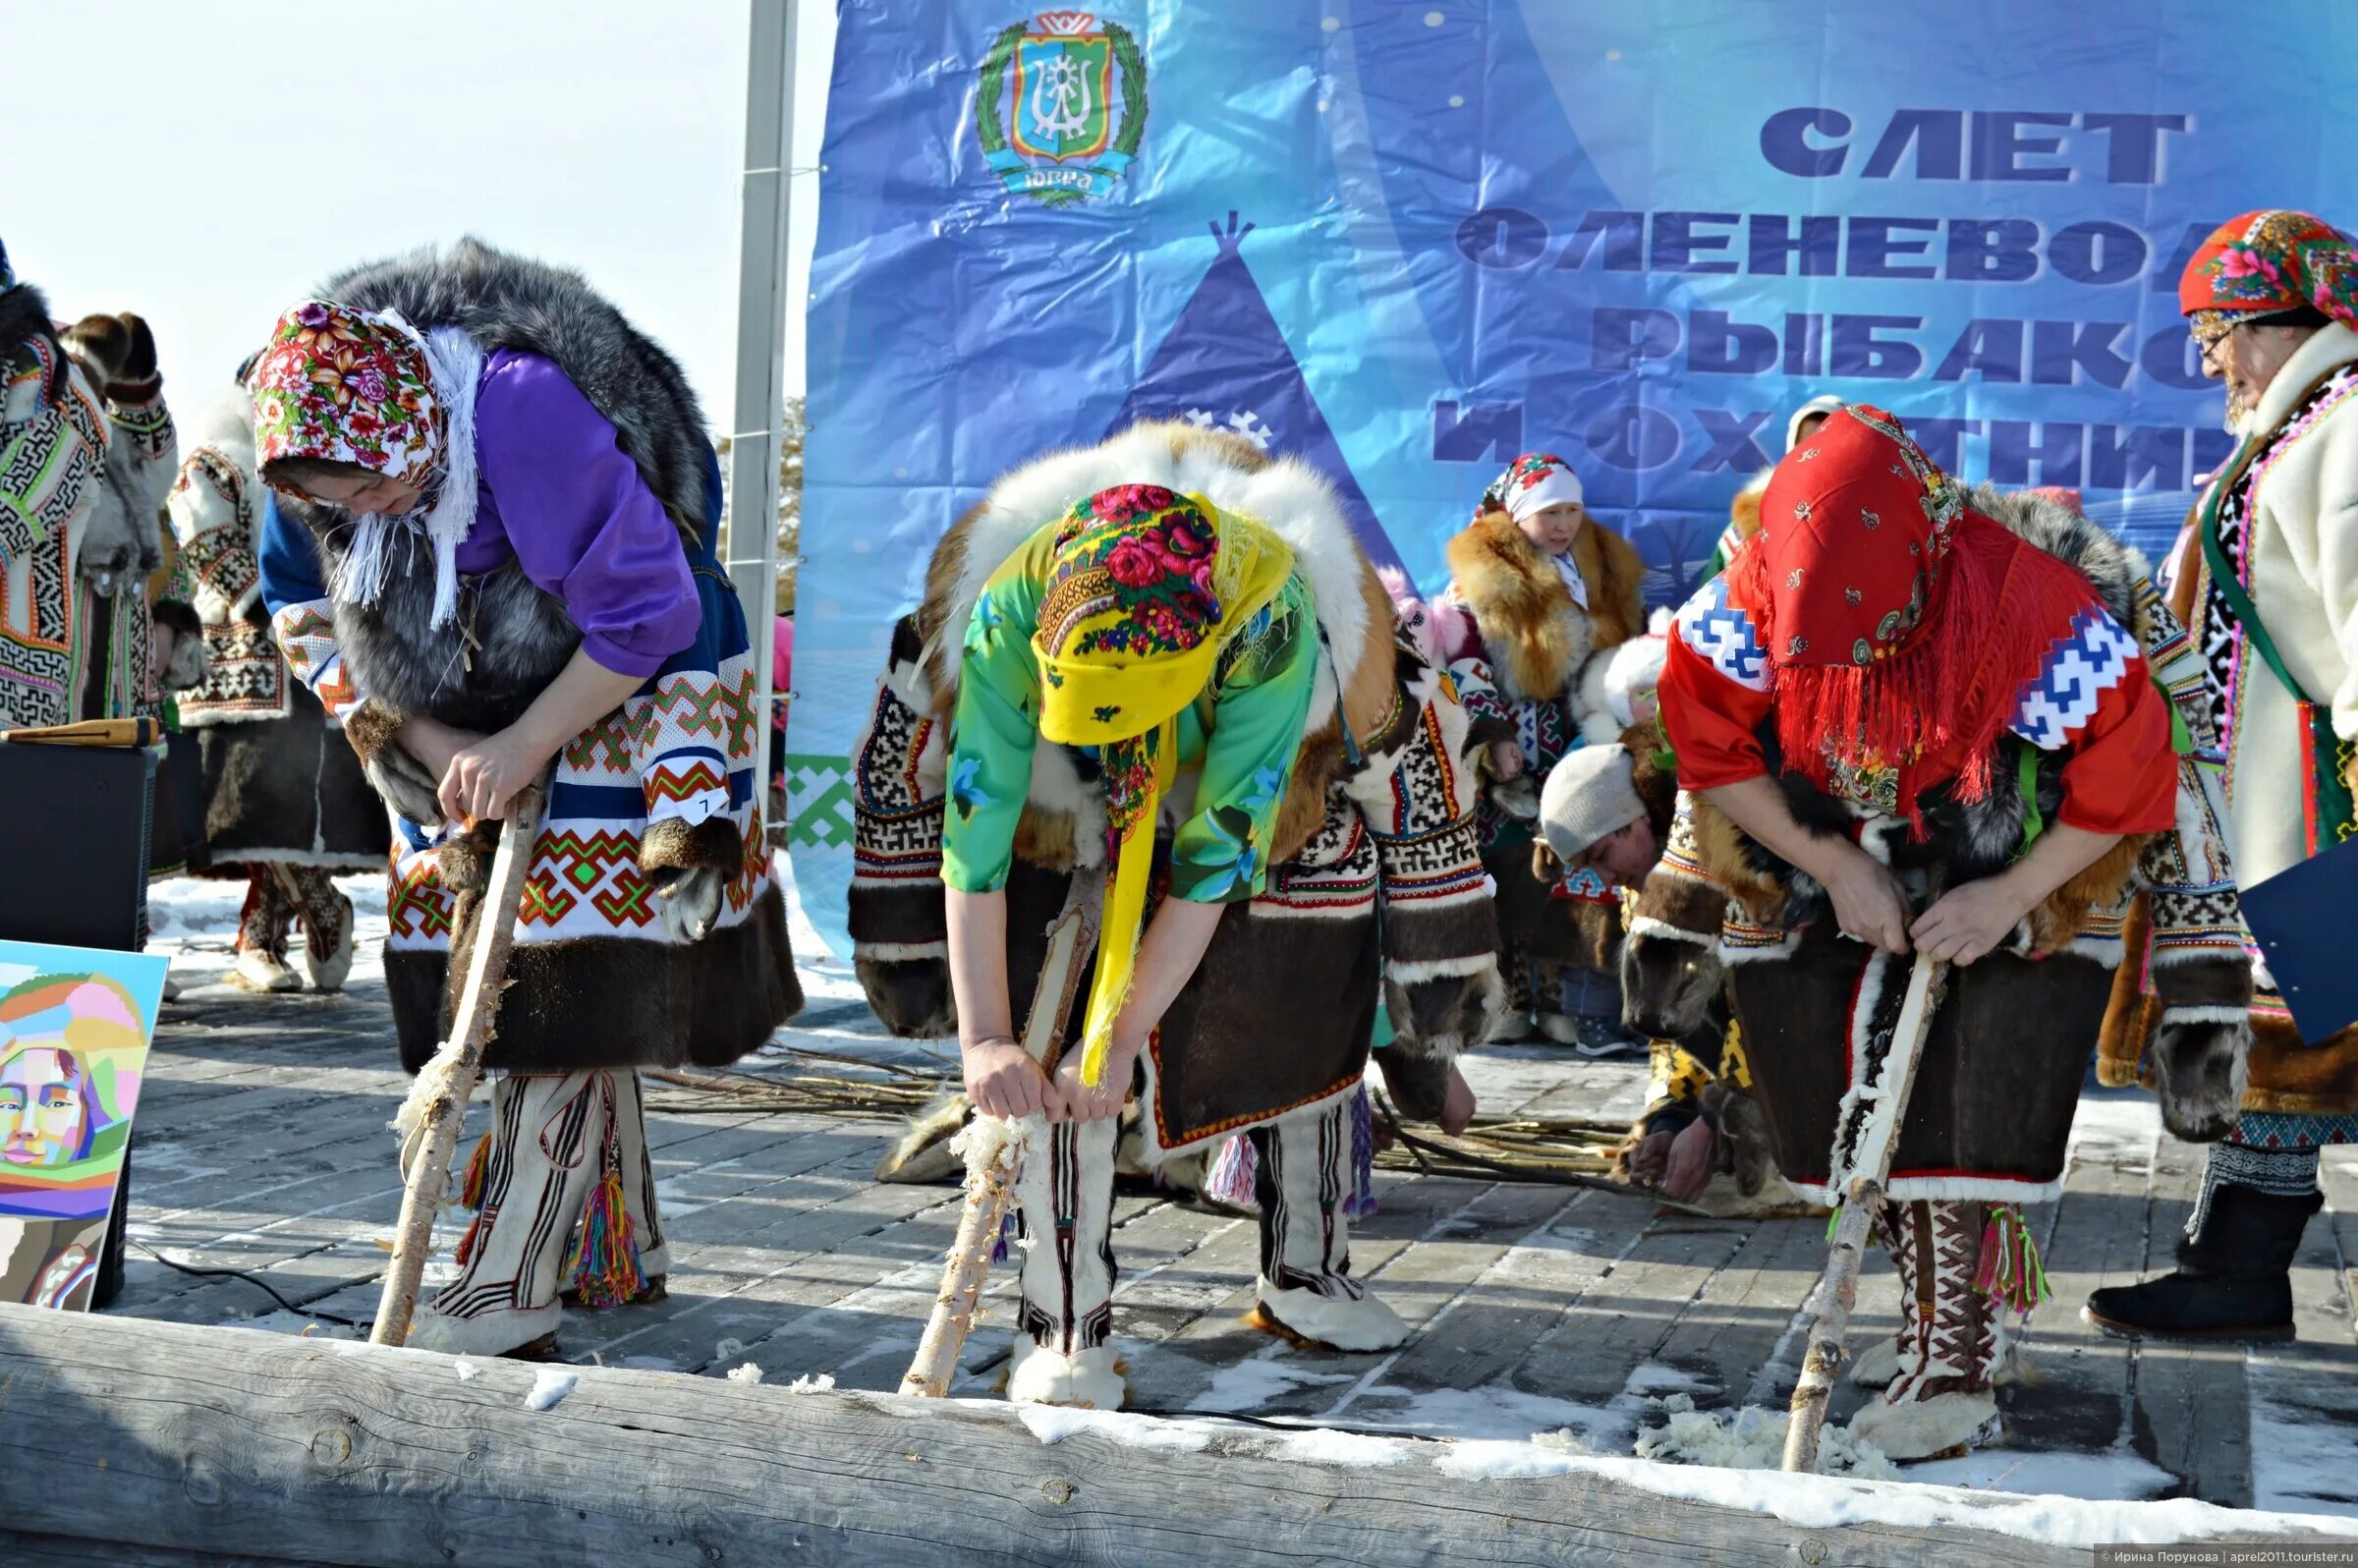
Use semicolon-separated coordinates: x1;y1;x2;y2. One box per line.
1;1;834;416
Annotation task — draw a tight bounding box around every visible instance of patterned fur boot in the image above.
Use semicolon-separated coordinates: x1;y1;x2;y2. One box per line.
1247;1096;1409;1353
1847;1200;2002;1460
230;869;300;992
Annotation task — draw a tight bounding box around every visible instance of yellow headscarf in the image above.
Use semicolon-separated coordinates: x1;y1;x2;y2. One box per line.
1032;485;1296;1084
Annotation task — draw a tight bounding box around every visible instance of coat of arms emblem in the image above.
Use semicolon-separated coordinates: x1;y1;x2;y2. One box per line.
978;12;1149;206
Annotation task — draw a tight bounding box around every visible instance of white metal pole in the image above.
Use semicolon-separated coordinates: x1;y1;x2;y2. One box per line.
725;0;798;833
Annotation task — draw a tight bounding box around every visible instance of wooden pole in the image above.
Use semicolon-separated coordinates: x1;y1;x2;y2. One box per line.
14;1304;2310;1568
1782;952;1948;1473
370;784;546;1348
901;867;1103;1397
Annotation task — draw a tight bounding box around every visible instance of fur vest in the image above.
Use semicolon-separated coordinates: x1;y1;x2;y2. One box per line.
915;420;1400;870
1441;508;1645;737
1697;483;2162;956
272;239;710;733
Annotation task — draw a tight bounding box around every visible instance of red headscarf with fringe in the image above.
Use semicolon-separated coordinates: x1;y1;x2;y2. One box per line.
1730;404;2101;828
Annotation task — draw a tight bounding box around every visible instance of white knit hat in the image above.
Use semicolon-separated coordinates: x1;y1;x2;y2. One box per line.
1540;745;1647;863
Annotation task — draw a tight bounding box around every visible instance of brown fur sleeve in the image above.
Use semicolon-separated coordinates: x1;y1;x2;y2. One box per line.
641;814;747;880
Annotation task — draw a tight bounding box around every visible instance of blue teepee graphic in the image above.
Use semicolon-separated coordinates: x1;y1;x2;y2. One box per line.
1109;214;1404;574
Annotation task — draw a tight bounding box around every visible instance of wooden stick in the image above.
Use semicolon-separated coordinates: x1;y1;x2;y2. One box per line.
370;783;546;1348
901;867;1103;1398
1782;952;1948;1474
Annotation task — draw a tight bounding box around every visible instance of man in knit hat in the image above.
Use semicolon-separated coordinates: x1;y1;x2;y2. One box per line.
1539;742;1665;891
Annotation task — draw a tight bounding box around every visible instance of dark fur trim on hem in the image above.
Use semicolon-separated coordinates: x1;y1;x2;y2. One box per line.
847;881;949;948
389;884;801;1075
1382;898;1500;967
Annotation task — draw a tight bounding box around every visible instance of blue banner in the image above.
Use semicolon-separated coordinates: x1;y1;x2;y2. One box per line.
788;0;2358;953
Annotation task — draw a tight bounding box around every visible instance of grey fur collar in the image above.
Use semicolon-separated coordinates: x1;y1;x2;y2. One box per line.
272;240;707;731
310;238;710;542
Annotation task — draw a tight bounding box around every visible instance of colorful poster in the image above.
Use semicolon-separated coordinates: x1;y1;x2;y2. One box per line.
789;1;2358;953
0;942;167;1312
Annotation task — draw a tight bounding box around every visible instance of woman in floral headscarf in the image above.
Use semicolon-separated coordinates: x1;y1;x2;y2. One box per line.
1432;451;1648;1051
927;432;1499;1410
1656;404;2179;1459
250;242;799;1358
2089;210;2358;1347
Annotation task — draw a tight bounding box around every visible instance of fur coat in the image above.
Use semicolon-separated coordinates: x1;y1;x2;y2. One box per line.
1441;507;1647;750
2145;322;2358;1119
849;422;1501;1142
1624;486;2253;1190
257;240;798;1073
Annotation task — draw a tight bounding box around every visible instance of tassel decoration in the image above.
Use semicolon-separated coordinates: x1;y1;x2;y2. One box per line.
989;1205;1017;1265
452;1208;487;1269
459;1131;493;1211
564;1083;648;1309
1972;1204;2051;1315
1204;1133;1260;1211
565;1160;648;1309
1345;1086;1379;1220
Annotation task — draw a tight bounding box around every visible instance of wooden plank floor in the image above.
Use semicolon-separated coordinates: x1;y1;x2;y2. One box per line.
111;897;2358;1518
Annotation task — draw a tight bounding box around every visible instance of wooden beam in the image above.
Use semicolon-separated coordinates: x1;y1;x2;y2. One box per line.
0;1306;2326;1568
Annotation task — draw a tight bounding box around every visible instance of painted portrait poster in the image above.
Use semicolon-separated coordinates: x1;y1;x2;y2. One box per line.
0;942;167;1312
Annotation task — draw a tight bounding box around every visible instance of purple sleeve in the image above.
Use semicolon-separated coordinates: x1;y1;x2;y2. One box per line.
472;353;699;678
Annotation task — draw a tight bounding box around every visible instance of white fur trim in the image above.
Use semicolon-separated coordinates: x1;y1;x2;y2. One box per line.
1630;915;1713;947
935;427;1373;727
1779;1172;2064;1205
2150;943;2251;969
405;1299;562;1358
1602;626;1667;727
232;949;302;992
1255;1278;1410;1352
1006;1340;1127;1410
1847;1386;1999;1462
1849;1334;1900;1388
2161;1004;2252;1027
1785;395;1847;453
304;921;356;992
1852;1323;2027;1390
1718;933;1802;964
1384;953;1495;985
854;940;949;963
2063;934;2127;970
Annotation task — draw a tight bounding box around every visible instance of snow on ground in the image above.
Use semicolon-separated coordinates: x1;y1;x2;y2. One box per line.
994;1397;2346;1547
146;871;387;994
139;849;2355;1537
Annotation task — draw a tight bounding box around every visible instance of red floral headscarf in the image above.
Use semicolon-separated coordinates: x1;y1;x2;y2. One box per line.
1730;404;2101;826
1478;451;1584;525
2179;209;2358;351
247;300;442;485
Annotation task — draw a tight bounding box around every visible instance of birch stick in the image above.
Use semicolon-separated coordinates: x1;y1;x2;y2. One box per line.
370;785;546;1348
902;868;1103;1397
1782;952;1947;1473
